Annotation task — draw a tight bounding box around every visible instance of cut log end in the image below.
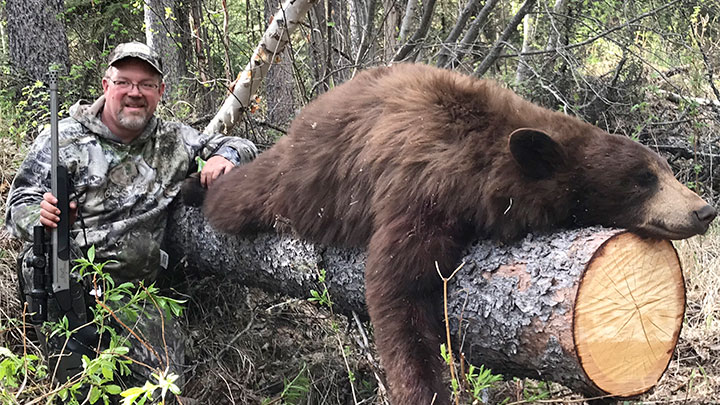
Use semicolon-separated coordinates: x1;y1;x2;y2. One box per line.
574;232;685;397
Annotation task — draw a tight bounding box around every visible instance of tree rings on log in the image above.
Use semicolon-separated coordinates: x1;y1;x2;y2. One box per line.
574;232;684;397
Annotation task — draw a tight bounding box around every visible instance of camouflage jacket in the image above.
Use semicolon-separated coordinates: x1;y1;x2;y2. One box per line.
5;96;257;283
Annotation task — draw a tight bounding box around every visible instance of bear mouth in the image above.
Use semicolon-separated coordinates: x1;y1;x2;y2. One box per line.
633;220;709;240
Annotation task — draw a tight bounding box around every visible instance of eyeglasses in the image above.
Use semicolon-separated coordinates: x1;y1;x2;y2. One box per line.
106;78;160;92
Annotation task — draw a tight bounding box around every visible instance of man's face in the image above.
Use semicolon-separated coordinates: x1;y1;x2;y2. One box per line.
102;58;165;141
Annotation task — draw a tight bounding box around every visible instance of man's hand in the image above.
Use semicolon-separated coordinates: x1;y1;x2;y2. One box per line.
201;155;235;187
40;192;78;229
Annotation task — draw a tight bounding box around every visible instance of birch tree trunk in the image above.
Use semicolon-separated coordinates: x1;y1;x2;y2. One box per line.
397;0;418;44
166;203;686;398
203;0;318;136
515;12;536;84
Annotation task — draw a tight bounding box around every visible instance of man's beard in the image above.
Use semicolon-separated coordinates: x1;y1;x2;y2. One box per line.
117;108;150;131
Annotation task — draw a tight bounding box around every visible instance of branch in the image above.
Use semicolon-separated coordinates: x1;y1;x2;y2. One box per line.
351;0;378;72
392;0;438;62
397;0;419;44
435;0;482;67
498;0;681;59
442;0;498;69
203;0;317;136
474;0;536;77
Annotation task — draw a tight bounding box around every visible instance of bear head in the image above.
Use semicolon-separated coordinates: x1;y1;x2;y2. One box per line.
509;128;716;240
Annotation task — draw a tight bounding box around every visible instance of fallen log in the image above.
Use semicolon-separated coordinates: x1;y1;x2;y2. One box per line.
166;203;685;398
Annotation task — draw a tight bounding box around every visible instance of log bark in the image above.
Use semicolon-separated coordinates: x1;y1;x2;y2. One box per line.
166;203;685;398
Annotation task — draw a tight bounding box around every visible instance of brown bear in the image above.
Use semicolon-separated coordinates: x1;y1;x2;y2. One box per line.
196;63;716;404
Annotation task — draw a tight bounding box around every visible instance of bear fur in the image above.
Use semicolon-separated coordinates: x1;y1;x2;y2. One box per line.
198;64;715;404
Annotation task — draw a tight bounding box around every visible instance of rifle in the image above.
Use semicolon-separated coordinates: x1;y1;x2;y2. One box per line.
28;68;72;324
48;68;72;313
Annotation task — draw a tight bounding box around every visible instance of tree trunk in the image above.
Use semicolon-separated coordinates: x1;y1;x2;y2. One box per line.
144;0;188;99
544;0;569;52
515;12;536;84
351;0;378;74
166;204;685;398
383;0;399;62
264;1;297;129
203;0;317;136
442;0;498;69
6;0;70;82
392;0;437;62
397;0;418;45
189;0;218;117
435;0;481;68
474;0;536;77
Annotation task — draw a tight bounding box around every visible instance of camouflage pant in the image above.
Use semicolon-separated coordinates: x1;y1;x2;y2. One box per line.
18;244;186;399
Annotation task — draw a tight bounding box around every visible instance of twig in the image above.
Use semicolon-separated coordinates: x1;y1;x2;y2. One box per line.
16;302;29;399
498;0;682;59
475;0;536;77
92;275;162;366
140;284;170;373
352;311;388;399
214;310;255;361
436;261;465;405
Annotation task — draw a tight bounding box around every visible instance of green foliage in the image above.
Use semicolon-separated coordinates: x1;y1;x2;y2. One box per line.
466;364;503;402
275;364;310;405
516;378;551;401
0;247;185;403
0;347;46;388
0;80;49;144
308;269;332;308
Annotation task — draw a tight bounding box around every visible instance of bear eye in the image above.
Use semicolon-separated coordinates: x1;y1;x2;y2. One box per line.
635;170;657;187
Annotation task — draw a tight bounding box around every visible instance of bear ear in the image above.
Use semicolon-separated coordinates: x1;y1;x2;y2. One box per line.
508;128;566;180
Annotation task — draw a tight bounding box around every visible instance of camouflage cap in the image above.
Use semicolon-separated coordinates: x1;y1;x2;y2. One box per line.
108;42;163;75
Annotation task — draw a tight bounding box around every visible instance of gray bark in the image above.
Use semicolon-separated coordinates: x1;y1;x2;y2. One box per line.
6;0;70;82
515;12;536;84
474;0;536;77
144;0;188;99
435;0;481;68
442;0;498;69
392;0;437;62
165;203;670;397
383;0;400;62
264;2;297;128
397;0;418;44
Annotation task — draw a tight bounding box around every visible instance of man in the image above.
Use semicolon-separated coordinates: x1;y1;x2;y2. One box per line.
5;42;256;395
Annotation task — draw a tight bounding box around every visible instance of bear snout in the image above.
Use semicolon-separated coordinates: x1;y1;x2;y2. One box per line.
694;204;717;230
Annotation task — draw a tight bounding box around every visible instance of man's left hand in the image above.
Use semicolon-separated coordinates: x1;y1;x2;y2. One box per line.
201;155;235;187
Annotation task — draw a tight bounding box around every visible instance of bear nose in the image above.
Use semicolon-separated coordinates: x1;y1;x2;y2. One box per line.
695;204;717;226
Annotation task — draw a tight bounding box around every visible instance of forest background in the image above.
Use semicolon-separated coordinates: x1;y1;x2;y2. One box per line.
1;0;720;403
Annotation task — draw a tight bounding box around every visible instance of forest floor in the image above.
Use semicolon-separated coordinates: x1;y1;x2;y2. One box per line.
1;102;720;404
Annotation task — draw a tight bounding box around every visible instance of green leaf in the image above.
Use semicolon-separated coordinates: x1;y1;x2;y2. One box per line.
89;385;101;403
87;245;96;263
102;365;113;380
105;384;122;395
